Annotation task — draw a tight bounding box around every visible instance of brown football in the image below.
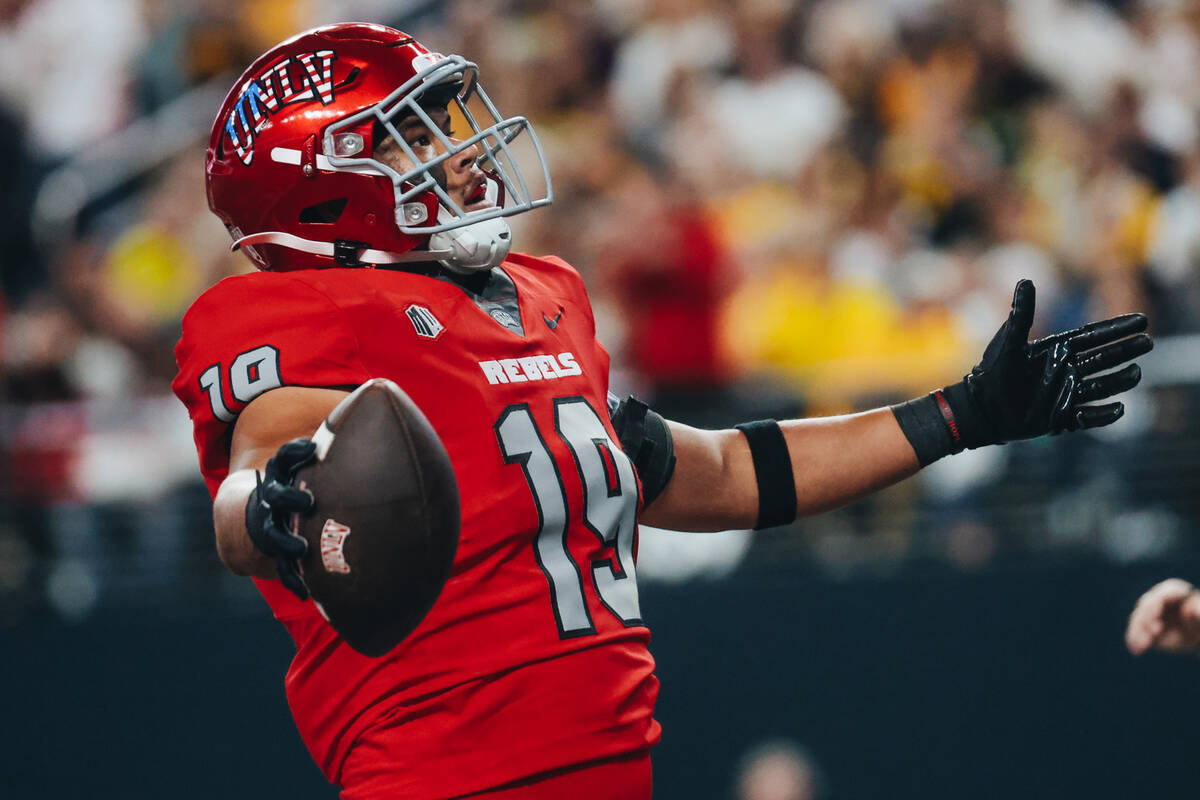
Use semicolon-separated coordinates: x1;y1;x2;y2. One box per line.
293;378;460;657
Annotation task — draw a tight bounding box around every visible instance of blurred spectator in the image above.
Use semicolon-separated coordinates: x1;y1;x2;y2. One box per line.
599;165;743;427
734;739;824;800
2;294;82;405
0;0;145;159
133;0;260;114
0;100;45;305
608;0;733;158
3;0;1200;611
1146;150;1200;332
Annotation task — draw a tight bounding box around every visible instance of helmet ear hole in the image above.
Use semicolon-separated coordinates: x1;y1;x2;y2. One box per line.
299;198;349;224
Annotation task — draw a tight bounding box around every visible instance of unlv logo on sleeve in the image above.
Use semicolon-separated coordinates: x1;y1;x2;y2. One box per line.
224;50;359;166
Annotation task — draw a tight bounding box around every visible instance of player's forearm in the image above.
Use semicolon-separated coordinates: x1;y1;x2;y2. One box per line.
778;408;921;516
643;409;919;531
214;386;349;582
213;469;278;580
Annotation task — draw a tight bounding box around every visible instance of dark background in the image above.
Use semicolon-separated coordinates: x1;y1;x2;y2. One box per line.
6;554;1198;800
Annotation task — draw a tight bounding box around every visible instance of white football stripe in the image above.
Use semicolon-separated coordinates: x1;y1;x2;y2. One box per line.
311;421;335;461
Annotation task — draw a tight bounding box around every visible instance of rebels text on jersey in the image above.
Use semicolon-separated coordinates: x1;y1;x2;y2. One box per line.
172;253;660;797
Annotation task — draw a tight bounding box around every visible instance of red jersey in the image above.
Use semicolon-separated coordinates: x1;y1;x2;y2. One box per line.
172;253;660;797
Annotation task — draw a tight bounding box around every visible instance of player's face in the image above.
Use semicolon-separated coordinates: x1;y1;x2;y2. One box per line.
375;107;494;213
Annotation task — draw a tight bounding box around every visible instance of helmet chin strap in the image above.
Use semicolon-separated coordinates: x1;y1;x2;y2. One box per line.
232;219;511;273
232;231;453;266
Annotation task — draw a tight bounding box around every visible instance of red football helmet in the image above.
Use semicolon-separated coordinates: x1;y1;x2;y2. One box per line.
205;23;552;273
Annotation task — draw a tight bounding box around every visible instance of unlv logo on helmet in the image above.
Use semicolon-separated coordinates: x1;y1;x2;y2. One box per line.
224;49;348;166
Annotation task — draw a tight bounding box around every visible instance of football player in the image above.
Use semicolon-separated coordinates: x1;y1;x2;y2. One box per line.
173;23;1153;799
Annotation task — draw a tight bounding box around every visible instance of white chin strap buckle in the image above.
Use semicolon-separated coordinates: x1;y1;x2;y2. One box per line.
431;216;512;274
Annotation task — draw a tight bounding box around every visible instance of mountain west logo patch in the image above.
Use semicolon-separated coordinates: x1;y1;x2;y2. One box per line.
406;304;445;339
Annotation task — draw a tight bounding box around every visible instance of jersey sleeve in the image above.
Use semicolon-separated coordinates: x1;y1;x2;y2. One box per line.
172;273;371;495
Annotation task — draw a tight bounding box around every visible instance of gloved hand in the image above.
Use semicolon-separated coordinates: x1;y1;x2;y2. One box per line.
244;438;317;600
942;279;1153;448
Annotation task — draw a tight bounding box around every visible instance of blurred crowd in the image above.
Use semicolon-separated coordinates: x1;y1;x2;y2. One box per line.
3;0;1200;622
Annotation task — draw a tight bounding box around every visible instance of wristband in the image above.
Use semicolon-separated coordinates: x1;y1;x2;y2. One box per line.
940;379;1000;449
890;391;964;467
734;420;796;530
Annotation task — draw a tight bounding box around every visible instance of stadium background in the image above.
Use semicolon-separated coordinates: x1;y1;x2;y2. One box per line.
3;0;1200;797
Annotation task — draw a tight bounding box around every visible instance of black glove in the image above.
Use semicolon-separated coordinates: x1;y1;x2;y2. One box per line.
893;280;1153;464
245;438;317;600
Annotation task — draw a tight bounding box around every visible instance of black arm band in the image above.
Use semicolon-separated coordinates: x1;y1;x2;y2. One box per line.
610;396;677;507
734;419;796;530
890;390;964;467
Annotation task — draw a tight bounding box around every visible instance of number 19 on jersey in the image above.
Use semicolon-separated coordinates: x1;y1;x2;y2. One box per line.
495;396;642;639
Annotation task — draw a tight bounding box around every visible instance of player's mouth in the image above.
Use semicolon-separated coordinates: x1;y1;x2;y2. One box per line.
463;180;493;211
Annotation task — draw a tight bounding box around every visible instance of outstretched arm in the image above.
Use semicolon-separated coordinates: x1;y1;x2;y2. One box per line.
640;280;1151;531
641;410;917;531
